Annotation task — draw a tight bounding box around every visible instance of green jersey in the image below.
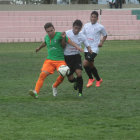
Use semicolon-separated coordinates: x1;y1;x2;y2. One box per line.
44;32;69;60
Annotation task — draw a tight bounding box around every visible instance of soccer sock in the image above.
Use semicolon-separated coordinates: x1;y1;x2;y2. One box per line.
53;75;64;88
35;72;47;94
69;77;77;83
84;66;93;79
91;66;100;81
77;77;83;93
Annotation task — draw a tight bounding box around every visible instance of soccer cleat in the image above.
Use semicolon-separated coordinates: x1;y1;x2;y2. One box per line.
52;85;57;97
74;81;78;90
86;78;95;88
29;90;38;99
78;93;82;97
96;79;103;87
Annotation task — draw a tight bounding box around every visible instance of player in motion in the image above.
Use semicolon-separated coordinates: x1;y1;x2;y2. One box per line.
82;11;107;87
29;22;83;98
64;20;92;97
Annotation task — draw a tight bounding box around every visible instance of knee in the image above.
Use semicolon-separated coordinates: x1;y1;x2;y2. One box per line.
68;79;74;83
39;72;47;80
83;60;88;67
76;72;82;78
68;76;75;83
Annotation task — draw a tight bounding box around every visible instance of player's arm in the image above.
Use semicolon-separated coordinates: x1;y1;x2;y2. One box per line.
36;42;46;53
68;39;84;52
63;32;83;52
83;35;92;54
98;35;107;47
98;27;107;47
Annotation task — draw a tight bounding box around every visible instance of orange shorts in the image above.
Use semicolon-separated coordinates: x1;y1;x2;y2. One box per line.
41;59;67;74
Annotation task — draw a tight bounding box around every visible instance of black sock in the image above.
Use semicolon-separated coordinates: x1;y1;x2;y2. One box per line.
69;77;77;83
77;77;83;93
91;66;100;81
84;66;93;79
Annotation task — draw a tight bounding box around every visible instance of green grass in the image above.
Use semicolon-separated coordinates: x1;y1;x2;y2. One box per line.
0;41;140;140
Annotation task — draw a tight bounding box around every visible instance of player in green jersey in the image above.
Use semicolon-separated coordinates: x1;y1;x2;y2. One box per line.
29;22;83;98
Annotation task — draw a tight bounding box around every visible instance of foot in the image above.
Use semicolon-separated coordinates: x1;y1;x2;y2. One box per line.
29;90;38;99
96;79;103;87
86;78;95;88
78;93;82;97
52;85;57;97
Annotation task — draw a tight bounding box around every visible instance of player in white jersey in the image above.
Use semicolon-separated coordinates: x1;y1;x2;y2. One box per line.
64;20;92;97
82;11;107;87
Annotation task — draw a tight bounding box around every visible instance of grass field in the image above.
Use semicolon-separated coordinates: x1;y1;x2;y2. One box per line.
0;40;140;140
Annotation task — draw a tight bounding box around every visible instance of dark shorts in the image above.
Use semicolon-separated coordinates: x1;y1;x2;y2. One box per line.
64;54;82;76
85;52;97;62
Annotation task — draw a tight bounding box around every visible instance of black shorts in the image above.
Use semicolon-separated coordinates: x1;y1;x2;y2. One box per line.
64;54;82;76
85;52;97;62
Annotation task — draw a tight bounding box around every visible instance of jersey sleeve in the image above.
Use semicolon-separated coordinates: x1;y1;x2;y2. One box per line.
65;35;70;43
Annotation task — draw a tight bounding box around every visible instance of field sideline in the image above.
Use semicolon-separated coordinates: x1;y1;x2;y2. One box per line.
0;40;140;140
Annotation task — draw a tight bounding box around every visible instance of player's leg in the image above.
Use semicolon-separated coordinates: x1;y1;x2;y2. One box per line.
52;60;67;96
90;62;101;80
64;55;77;90
29;71;50;99
67;74;77;89
71;54;83;96
75;69;83;97
90;62;103;87
84;52;99;87
83;59;95;87
29;59;54;98
52;75;64;96
67;69;77;90
35;71;50;93
68;75;77;83
83;59;93;79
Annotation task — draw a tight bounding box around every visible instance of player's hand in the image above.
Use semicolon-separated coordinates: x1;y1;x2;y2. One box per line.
61;32;66;39
36;48;40;53
98;42;103;47
87;46;92;54
78;47;84;52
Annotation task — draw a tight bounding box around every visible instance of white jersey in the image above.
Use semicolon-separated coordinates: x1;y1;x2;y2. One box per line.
64;29;89;56
82;22;107;54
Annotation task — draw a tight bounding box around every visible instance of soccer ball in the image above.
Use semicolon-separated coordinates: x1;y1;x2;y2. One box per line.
58;65;70;77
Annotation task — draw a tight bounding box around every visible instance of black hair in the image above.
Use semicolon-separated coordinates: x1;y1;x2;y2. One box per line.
91;11;99;18
73;19;83;28
44;22;54;30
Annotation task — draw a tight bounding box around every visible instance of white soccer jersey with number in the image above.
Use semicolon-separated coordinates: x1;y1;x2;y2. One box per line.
64;29;89;56
82;22;107;54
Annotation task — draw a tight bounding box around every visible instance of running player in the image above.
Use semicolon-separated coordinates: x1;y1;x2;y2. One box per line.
82;11;107;87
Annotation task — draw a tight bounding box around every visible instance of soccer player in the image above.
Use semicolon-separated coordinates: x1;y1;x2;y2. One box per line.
64;19;92;97
29;22;83;98
82;11;107;87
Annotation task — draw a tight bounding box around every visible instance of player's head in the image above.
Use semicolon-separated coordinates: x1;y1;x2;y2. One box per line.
72;19;83;35
90;11;98;24
44;22;55;38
